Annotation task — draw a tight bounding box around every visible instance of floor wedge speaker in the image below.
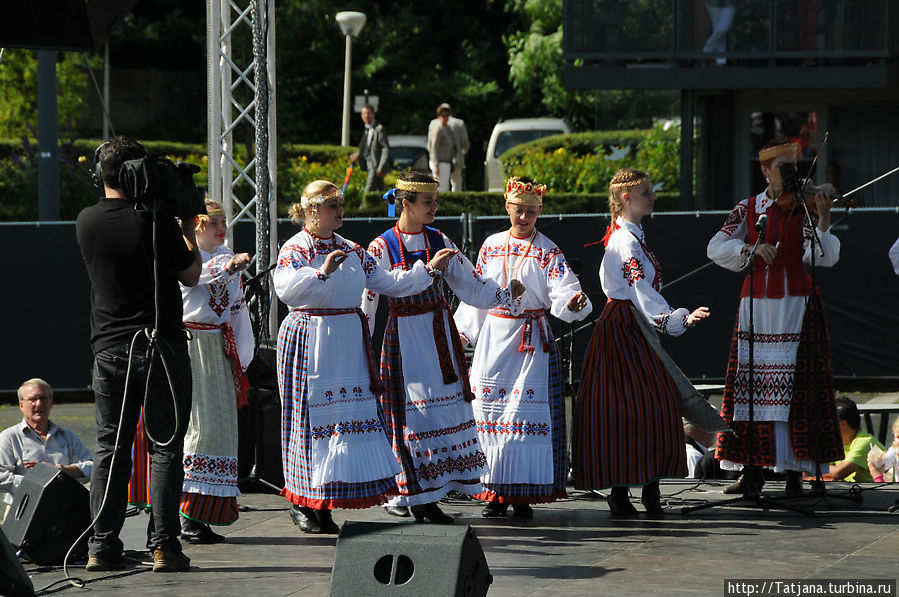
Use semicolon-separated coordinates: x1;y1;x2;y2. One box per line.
0;528;33;597
2;462;91;565
329;521;492;597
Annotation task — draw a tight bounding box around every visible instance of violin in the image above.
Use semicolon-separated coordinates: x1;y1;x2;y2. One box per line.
774;179;857;212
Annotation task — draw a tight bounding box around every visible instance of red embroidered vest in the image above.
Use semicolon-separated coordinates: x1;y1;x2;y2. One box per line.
740;198;812;298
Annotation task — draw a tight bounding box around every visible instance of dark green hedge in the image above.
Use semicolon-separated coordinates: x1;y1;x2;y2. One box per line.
0;136;682;221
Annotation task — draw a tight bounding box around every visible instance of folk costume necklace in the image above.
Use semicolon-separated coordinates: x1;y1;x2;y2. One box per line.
503;229;536;285
393;224;431;271
304;228;339;253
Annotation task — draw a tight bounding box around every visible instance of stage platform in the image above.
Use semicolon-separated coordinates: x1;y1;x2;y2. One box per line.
17;480;899;596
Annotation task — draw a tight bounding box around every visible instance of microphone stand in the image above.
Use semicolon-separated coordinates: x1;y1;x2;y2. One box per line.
238;265;283;496
781;186;860;509
683;215;812;516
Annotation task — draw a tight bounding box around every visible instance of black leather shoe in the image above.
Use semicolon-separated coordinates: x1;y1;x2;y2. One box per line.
480;502;508;518
384;505;411;518
410;502;454;524
640;480;665;519
511;504;534;519
608;486;639;518
180;518;226;544
784;470;803;497
314;508;340;534
723;468;765;496
289;504;322;534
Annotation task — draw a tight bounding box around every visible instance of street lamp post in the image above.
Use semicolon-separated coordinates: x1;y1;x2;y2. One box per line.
336;11;366;146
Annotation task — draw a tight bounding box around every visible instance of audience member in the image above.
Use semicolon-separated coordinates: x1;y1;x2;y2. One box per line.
867;417;899;483
822;397;884;482
0;378;92;509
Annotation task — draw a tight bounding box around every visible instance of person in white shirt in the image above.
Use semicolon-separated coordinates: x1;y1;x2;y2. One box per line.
0;378;92;507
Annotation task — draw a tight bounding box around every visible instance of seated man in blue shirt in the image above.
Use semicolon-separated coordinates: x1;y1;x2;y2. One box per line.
0;378;92;507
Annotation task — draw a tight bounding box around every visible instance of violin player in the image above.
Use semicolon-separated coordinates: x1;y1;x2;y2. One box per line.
706;136;844;497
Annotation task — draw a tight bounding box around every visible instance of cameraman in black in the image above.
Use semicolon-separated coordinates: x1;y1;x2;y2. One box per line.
76;136;202;573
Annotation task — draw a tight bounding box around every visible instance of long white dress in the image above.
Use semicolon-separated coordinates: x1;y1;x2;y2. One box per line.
708;191;842;472
363;225;516;506
274;229;435;509
454;229;592;503
179;245;254;524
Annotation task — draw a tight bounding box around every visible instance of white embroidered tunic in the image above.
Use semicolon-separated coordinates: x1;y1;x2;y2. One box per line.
182;246;254;369
603;217;690;336
454;230;592;492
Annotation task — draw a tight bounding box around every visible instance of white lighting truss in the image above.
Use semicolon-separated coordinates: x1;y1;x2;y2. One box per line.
207;0;278;340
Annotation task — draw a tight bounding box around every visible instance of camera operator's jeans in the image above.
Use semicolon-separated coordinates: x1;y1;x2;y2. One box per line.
88;334;192;557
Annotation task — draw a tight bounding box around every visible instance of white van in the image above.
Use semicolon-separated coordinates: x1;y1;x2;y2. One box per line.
484;118;570;191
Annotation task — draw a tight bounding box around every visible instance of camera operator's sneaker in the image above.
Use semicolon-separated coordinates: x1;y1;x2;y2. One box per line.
152;547;191;572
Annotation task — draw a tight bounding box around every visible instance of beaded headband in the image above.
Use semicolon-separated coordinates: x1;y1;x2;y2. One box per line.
504;176;546;205
300;189;341;209
758;142;800;162
396;179;438;193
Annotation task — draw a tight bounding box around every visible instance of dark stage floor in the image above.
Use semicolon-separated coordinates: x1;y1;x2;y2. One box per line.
11;480;899;597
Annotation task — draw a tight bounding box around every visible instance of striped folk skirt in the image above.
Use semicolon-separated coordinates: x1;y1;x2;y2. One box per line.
277;308;401;510
573;299;686;489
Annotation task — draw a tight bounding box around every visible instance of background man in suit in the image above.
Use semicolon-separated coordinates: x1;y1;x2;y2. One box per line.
350;104;390;191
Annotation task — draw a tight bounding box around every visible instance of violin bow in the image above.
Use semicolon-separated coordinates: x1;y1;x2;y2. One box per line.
841;163;899;200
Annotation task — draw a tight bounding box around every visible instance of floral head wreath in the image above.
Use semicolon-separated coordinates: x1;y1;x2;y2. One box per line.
758;142;800;163
504;176;546;205
300;189;341;210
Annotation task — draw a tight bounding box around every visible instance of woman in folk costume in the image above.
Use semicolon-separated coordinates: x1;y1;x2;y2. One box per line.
362;171;525;524
573;168;710;518
274;180;454;534
178;198;253;543
708;137;843;496
454;176;591;518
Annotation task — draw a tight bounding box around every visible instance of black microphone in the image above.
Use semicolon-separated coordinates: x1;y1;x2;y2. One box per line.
754;213;768;231
778;162;801;194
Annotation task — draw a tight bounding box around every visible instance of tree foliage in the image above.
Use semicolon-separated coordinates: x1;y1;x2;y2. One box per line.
0;50;90;138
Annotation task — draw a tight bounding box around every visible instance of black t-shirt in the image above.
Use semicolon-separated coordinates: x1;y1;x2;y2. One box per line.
76;198;195;354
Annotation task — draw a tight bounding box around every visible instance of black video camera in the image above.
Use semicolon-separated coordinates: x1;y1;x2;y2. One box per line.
119;156;206;221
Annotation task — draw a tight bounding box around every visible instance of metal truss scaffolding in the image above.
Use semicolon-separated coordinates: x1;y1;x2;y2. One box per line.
207;0;278;340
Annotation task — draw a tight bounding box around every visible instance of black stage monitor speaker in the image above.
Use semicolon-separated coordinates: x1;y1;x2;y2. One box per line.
2;462;91;565
0;528;33;597
329;522;492;597
0;0;139;52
